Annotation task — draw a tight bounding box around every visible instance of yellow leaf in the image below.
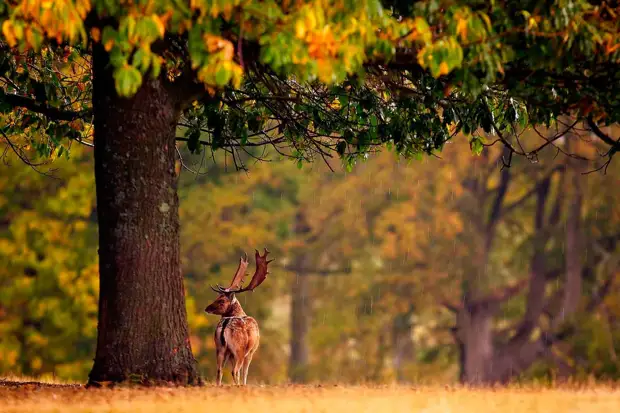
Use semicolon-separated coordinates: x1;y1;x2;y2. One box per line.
416;47;427;67
222;3;233;20
152;15;166;38
438;62;449;76
295;19;306;39
91;27;101;42
2;20;17;47
25;27;36;48
456;18;468;40
306;9;317;31
40;10;52;28
104;39;114;51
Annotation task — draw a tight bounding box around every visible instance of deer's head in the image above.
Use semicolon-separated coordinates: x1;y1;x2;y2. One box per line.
205;249;273;315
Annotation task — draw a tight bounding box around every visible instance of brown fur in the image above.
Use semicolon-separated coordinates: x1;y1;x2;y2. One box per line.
206;294;260;385
205;249;272;386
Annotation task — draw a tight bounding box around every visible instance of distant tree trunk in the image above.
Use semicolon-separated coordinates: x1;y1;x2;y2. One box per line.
456;213;498;384
559;140;583;326
370;324;390;381
289;211;312;383
457;307;495;384
289;271;310;383
88;44;199;386
392;305;415;382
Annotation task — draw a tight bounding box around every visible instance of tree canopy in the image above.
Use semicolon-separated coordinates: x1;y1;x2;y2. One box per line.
1;0;619;169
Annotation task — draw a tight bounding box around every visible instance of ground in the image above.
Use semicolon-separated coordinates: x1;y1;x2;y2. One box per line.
1;378;619;413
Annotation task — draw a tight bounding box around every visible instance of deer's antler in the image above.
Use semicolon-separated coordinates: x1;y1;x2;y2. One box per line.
229;252;250;289
210;253;249;294
212;248;273;294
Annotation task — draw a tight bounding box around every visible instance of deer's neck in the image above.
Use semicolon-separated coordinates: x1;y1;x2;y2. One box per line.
223;297;246;317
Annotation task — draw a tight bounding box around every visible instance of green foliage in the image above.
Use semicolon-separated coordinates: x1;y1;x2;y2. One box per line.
1;0;618;168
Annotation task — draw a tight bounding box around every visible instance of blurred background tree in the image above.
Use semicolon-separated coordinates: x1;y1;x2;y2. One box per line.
0;144;98;381
2;124;618;384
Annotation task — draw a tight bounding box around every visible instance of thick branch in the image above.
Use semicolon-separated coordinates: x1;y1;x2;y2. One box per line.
586;117;620;152
497;175;556;355
502;166;564;219
176;136;286;148
475;279;529;310
492;328;571;382
487;156;512;232
1;92;90;121
282;265;352;276
586;241;620;311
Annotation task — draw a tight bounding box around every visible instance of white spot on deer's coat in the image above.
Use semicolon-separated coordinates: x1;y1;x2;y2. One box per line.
159;202;170;213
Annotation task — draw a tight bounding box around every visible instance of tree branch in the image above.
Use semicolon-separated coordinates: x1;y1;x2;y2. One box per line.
586;116;620;152
586;241;620;312
176;136;287;148
1;92;90;121
486;155;512;232
479;279;529;308
281;265;352;276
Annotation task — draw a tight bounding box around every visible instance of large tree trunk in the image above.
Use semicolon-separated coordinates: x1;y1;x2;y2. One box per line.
88;45;199;386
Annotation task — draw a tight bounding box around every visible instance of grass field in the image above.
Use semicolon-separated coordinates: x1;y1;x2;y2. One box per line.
1;379;619;413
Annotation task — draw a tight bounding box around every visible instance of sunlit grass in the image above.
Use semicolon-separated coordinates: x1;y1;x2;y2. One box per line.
1;381;620;413
0;374;72;385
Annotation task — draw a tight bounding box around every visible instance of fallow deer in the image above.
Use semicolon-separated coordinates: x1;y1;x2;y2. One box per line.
205;248;273;385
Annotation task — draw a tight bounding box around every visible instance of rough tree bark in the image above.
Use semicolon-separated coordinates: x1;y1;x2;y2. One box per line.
88;44;199;385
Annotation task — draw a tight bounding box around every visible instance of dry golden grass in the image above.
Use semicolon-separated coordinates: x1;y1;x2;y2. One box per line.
1;381;619;413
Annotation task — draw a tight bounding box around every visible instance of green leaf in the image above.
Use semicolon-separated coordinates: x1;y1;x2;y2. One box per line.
215;65;232;85
114;65;142;97
109;47;126;68
470;136;484;155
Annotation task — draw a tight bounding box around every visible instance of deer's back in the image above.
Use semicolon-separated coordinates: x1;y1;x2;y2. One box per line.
216;316;260;356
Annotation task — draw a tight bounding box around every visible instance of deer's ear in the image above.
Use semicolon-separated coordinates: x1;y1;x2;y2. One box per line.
226;292;235;300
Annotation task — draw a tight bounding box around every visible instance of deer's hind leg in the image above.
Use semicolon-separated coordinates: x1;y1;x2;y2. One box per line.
242;320;260;385
241;347;257;385
229;354;243;385
216;347;230;386
225;344;243;385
